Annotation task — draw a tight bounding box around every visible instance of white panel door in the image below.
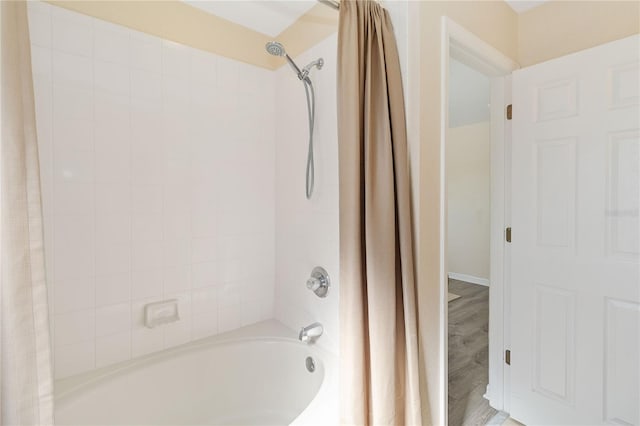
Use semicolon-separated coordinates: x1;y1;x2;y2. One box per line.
510;35;640;425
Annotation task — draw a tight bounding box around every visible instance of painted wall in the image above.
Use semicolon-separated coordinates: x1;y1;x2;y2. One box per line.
274;34;340;356
518;1;640;67
28;2;276;379
446;122;491;282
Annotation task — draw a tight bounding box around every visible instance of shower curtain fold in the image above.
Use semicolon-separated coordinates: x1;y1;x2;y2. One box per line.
1;1;54;424
337;1;422;425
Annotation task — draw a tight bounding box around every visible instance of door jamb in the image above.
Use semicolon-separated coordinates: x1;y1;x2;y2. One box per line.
440;16;519;419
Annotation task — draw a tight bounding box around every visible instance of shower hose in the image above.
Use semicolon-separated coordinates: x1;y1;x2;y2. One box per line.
303;77;316;200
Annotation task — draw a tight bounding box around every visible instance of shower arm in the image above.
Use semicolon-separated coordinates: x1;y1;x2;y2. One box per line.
284;54;304;79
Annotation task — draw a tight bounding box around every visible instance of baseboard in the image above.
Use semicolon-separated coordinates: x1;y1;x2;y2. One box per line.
448;272;490;286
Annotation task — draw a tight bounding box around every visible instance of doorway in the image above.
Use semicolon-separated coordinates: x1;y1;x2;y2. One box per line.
440;17;518;425
446;57;494;425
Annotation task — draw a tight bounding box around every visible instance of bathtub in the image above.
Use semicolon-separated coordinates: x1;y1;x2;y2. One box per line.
54;321;338;425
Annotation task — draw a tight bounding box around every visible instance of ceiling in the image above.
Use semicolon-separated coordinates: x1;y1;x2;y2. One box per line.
504;0;549;14
183;1;317;37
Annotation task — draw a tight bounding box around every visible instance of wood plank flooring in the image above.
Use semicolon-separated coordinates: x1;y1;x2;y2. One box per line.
448;279;497;426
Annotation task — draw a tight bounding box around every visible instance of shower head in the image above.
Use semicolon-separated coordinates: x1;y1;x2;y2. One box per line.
265;41;286;57
266;41;304;79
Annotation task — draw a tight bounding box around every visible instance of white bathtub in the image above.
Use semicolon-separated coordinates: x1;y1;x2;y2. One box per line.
55;321;338;425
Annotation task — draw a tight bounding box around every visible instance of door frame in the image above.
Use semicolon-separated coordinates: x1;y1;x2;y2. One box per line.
440;16;519;418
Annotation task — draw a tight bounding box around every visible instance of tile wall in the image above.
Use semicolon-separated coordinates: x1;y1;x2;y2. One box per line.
28;2;276;379
274;34;340;355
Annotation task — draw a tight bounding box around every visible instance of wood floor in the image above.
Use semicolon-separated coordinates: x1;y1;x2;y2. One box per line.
448;279;497;426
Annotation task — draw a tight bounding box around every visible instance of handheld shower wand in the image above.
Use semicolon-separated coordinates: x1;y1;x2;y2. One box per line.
265;41;323;199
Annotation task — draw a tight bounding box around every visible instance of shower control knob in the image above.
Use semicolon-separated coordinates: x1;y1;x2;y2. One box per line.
306;267;330;298
306;277;321;292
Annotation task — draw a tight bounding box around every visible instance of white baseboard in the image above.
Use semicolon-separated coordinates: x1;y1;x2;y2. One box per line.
448;272;490;286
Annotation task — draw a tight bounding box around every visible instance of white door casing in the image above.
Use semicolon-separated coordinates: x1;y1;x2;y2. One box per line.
510;35;640;425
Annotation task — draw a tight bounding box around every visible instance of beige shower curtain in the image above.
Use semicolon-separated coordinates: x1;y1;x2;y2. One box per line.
1;1;54;424
337;1;422;425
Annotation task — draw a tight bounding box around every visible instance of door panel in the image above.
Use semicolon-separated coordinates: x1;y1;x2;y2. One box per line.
511;35;639;425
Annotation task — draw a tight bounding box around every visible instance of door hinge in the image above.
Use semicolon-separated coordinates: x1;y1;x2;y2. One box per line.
506;104;513;120
506;227;512;243
505;349;511;365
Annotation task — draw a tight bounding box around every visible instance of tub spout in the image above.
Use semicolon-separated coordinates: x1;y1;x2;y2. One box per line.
298;322;323;344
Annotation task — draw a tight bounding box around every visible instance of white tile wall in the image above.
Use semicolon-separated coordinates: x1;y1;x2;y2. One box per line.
274;35;340;355
29;2;276;379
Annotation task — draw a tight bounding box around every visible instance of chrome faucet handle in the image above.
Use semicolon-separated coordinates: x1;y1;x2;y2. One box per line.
306;267;330;298
306;277;322;291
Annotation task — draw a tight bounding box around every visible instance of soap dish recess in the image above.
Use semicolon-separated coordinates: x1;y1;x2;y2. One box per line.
144;299;180;329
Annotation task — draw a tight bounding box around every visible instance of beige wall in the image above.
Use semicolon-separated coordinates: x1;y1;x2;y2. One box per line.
447;122;491;281
518;1;640;67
